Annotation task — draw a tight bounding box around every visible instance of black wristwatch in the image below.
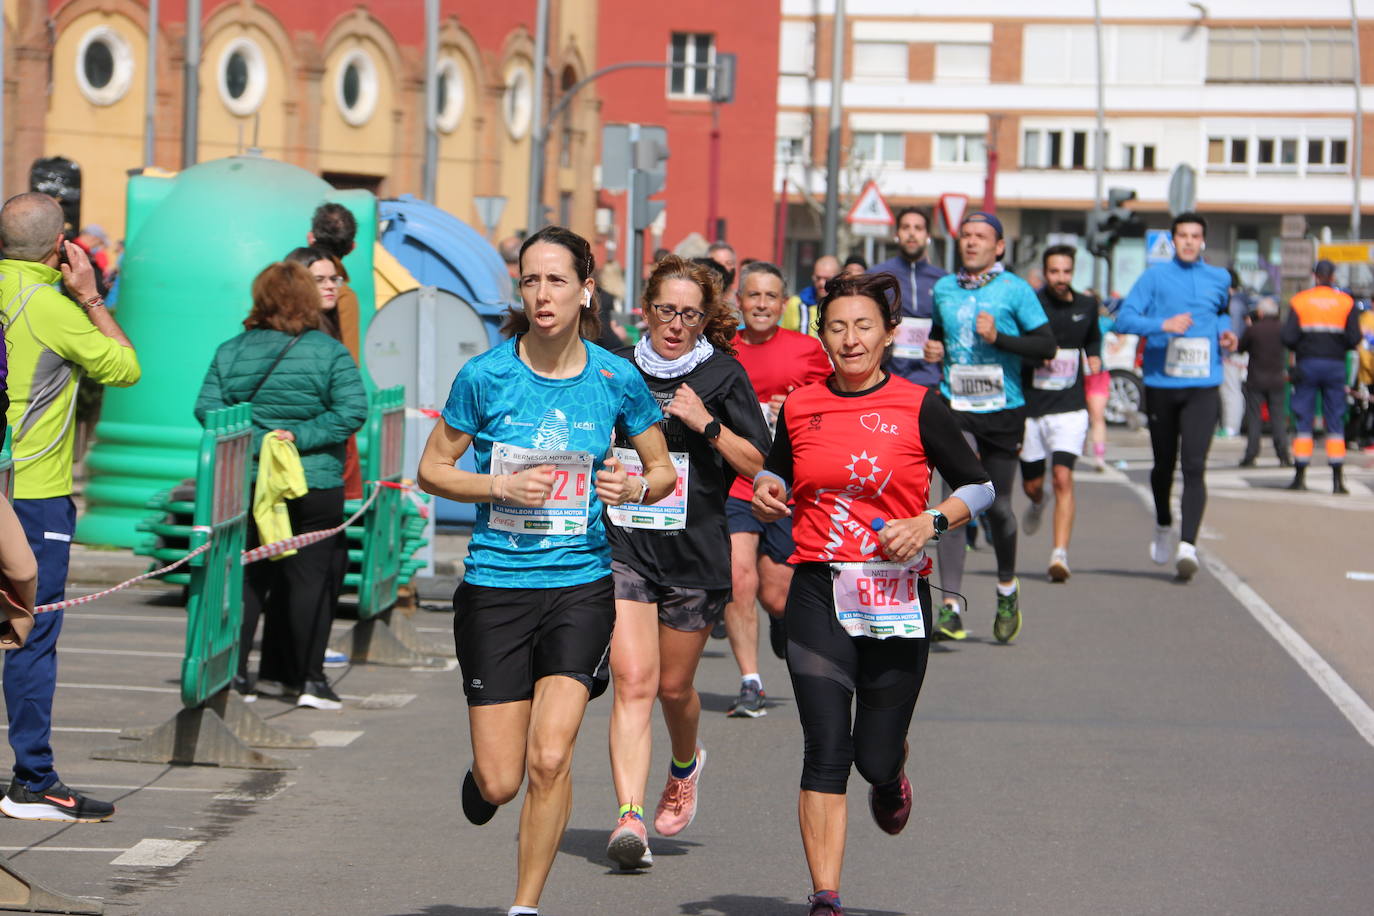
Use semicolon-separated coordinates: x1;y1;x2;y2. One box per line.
922;509;948;541
703;418;722;441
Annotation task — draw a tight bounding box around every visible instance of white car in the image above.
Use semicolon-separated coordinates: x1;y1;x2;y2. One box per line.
1101;331;1145;426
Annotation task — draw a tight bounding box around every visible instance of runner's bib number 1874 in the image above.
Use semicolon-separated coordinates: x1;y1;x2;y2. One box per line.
488;443;593;535
829;561;926;639
1165;336;1211;379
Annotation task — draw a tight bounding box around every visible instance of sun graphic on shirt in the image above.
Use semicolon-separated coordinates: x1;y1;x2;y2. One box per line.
845;451;882;486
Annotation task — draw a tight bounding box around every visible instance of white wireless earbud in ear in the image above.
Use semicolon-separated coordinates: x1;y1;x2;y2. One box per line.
582;289;593;308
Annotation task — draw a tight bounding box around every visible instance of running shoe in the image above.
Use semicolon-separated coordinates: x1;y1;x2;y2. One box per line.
1175;542;1199;582
297;679;342;711
323;648;349;668
768;613;788;660
993;581;1022;644
936;603;966;641
607;812;653;870
727;681;767;718
0;778;114;823
653;746;706;836
1048;548;1071;583
1150;525;1173;566
461;768;498;825
809;890;845;916
710;619;727;639
1021;498;1045;536
231;674;257;704
869;772;912;835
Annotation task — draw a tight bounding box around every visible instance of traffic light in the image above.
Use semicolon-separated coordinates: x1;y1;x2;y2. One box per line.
711;53;737;104
1085;187;1145;257
632;128;669;231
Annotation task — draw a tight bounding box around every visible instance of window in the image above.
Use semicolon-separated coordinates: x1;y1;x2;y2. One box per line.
935;133;985;165
853;41;907;80
669;32;714;98
432;57;466;133
75;27;134;106
1207;27;1354;82
217;38;267;116
852;131;904;166
1209;136;1250;169
335;49;379;126
1308;137;1350;172
777;135;806;162
502;61;533;139
1120;143;1157;171
1071;131;1088;168
935;43;990;84
1256;138;1298;171
1022;129;1065;169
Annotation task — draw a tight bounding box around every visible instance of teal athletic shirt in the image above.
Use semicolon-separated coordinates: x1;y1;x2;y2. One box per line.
931;270;1050;412
441;336;663;588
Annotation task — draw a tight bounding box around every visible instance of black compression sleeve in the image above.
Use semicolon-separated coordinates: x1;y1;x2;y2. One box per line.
918;394;989;489
1346;307;1364;350
994;322;1058;360
1084;308;1103;360
763;402;795;483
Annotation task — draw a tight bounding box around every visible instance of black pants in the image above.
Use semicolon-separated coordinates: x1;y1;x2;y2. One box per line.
1145;386;1218;545
239;486;345;689
1242;384;1290;463
936;408;1022;599
785;564;930;795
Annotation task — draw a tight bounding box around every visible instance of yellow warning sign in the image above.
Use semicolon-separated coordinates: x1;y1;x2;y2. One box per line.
1316;243;1374;263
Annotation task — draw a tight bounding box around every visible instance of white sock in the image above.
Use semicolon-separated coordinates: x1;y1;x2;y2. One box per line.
741;673;762;688
509;907;538;916
996;579;1018;597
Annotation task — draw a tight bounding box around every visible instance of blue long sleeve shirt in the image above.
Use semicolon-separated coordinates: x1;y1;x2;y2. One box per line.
1114;256;1231;388
871;255;946;387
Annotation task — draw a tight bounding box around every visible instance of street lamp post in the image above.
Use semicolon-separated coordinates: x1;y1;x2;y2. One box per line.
1351;0;1363;240
525;0;550;234
821;0;846;257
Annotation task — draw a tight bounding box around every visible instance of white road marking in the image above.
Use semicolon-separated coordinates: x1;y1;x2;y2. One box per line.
358;693;416;709
1347;571;1374;582
1123;479;1374;750
81;784;218;793
0;846;127;853
309;730;363;747
110;838;202;867
64;613;181;624
0;726;122;733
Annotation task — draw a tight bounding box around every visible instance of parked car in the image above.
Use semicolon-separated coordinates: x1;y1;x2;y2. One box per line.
1101;331;1145;426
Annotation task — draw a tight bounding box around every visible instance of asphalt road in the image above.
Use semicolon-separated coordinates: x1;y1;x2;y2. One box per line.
3;430;1372;915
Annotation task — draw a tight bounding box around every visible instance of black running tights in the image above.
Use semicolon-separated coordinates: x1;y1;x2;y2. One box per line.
936;432;1019;598
1145;385;1219;545
785;564;930;795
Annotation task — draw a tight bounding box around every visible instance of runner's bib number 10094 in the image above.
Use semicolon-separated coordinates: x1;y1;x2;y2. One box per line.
1164;336;1211;379
829;560;926;640
948;363;1007;411
606;447;689;530
488;443;593;535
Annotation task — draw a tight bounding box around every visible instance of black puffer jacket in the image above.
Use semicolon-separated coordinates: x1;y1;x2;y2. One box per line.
194;328;367;489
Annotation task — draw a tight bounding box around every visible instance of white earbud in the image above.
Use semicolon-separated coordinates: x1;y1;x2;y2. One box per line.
582;289;593;308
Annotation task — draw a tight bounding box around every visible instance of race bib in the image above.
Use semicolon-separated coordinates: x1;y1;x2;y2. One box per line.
488;443;593;535
1165;336;1211;379
830;560;926;640
948;363;1007;411
1033;348;1081;391
893;317;933;360
606;447;689;530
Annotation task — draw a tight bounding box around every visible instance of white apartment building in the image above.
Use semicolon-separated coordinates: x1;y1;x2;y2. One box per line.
775;0;1371;294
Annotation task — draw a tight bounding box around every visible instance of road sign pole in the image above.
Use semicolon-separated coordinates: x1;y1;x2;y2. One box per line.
625;124;641;317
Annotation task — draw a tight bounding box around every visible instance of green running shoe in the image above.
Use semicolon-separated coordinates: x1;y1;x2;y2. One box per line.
936;603;966;641
993;581;1022;644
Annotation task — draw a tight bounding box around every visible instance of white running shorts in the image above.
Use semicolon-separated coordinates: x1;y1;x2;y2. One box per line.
1021;409;1090;462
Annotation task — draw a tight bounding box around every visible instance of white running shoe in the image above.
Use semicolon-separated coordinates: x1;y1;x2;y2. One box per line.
1022;498;1045;536
1048;548;1070;582
1175;542;1199;581
1150;525;1173;566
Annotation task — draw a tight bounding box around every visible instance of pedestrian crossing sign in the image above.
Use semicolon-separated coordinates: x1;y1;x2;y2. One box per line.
847;180;894;228
1147;229;1175;264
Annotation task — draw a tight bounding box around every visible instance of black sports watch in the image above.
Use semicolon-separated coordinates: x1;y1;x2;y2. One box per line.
703;418;722;441
922;509;949;541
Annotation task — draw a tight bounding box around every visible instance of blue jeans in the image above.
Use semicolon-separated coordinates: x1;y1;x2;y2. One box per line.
3;496;74;791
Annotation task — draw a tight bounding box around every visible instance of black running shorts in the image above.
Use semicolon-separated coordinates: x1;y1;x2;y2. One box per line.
611;560;731;633
452;575;615;706
725;495;796;565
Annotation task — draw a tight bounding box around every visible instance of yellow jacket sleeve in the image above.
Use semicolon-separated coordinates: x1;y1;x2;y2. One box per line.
252;436;308;560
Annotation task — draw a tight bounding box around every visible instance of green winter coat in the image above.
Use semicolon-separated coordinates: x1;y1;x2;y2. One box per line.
194;328;367;490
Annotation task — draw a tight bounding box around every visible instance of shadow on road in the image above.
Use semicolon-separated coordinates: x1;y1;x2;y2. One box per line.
559;826;702;870
696;689;791;714
384;908;504;916
677;894;906;915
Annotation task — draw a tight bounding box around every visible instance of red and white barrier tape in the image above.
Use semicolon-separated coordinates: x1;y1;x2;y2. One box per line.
12;478;422;615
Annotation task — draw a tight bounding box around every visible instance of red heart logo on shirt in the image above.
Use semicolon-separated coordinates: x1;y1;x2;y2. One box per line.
859;413;881;432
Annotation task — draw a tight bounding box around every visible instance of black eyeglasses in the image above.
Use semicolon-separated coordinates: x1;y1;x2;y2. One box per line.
651;304;705;327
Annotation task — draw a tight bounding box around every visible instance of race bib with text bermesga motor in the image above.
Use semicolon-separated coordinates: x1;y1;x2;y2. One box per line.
488;443;593;535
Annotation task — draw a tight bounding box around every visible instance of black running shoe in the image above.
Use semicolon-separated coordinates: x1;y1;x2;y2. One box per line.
0;778;115;823
462;768;498;825
768;613;788;660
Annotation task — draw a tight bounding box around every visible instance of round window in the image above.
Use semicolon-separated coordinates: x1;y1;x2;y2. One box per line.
503;61;533;141
335;49;379;127
435;57;465;134
216;38;268;116
75;27;134;106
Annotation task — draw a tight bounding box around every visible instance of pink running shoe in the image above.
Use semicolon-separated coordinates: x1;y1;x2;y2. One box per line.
868;772;913;835
653;746;706;836
607;812;653;870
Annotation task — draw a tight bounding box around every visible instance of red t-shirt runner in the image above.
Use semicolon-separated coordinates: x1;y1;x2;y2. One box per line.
728;328;832;502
